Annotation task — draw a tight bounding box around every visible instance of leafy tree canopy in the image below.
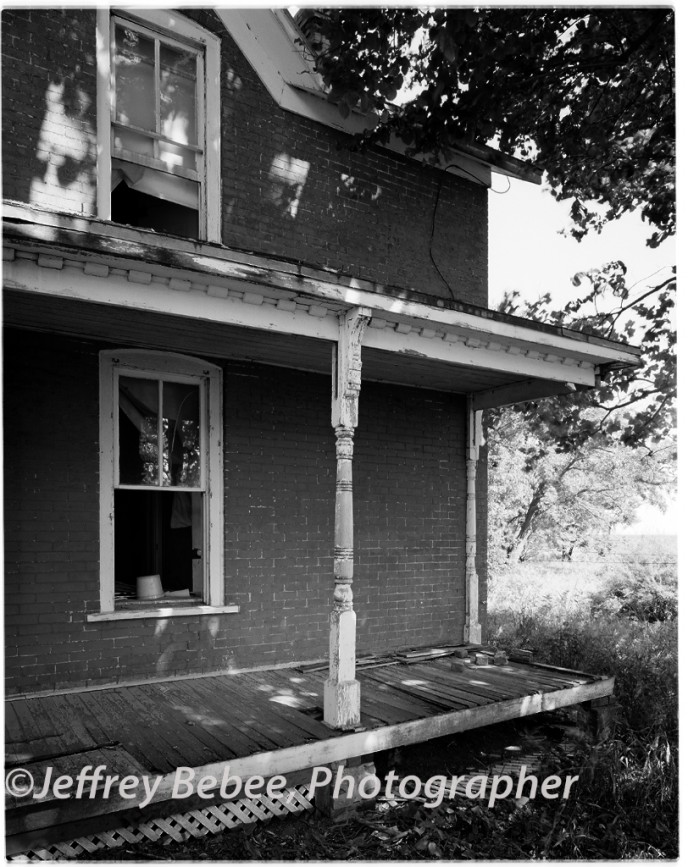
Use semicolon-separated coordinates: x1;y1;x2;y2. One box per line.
308;8;675;246
488;407;676;563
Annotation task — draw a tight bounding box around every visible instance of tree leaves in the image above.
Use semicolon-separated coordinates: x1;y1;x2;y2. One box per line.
309;9;674;244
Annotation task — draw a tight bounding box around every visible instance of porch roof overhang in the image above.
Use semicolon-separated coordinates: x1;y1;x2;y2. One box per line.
3;203;640;407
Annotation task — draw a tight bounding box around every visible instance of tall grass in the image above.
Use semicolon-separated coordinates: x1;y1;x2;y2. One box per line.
485;560;678;858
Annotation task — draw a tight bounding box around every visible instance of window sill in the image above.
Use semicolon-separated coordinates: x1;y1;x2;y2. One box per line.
87;604;240;622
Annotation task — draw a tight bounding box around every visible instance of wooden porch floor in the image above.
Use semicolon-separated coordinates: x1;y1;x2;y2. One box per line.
6;654;613;853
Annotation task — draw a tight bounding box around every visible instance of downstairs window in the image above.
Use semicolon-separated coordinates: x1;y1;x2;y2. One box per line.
99;350;223;611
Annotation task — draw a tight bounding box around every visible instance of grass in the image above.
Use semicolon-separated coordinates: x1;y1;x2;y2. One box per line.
483;559;678;858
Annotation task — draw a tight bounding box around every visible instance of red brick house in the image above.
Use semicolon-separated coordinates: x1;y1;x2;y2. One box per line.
3;8;638;851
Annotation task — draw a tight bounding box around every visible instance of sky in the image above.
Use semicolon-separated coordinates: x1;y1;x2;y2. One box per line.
487;179;677;536
488;176;675;310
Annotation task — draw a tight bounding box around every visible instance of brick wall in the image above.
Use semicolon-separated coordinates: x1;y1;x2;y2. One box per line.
355;383;466;651
4;330;485;694
1;9;488;306
1;8;97;214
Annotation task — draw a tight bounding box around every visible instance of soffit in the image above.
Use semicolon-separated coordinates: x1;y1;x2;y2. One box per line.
3;291;528;395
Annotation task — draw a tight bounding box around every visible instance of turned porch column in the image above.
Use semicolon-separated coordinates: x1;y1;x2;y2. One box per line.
324;306;371;729
464;398;483;644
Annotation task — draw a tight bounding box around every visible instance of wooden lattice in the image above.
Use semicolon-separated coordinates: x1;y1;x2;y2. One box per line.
10;785;314;861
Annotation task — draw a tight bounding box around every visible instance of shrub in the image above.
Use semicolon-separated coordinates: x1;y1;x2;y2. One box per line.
590;558;677;622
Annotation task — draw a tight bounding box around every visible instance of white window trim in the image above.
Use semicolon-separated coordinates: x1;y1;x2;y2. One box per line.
99;349;224;612
96;8;221;242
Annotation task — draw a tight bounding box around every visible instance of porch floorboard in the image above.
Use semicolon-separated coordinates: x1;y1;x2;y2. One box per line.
5;655;613;852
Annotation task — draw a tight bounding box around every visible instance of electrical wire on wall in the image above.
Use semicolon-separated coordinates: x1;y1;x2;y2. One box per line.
429;162;511;301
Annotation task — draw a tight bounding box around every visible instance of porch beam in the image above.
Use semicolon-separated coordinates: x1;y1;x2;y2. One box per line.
324;306;371;729
464;397;482;644
472;378;580;411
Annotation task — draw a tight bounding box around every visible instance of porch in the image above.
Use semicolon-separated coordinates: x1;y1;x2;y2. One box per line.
5;649;613;856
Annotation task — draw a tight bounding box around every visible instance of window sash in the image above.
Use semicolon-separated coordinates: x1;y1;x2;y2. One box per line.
114;369;207;490
110;15;205;191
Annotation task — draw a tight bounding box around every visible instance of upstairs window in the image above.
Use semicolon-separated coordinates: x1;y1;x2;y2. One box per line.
97;10;221;241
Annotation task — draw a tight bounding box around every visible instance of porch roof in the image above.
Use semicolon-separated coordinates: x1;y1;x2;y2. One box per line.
3;202;640;406
5;652;613;855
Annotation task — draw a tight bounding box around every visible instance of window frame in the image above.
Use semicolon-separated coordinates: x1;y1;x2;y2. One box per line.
96;9;221;242
99;350;224;612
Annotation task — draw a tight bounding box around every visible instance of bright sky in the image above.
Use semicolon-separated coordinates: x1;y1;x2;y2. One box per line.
488;179;678;536
488;176;675;309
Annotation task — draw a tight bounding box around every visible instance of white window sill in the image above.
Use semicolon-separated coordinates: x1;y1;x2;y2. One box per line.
87;604;240;622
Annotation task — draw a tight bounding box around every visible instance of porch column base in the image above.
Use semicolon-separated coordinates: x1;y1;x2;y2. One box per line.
464;622;482;644
324;678;361;729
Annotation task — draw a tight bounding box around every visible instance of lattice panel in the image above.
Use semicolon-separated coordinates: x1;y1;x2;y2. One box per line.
10;785;314;861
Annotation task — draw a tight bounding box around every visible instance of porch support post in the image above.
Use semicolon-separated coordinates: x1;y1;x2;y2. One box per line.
324;306;371;729
464;397;483;644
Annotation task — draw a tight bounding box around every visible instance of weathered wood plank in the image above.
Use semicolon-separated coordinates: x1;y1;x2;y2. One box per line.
164;679;268;758
182;678;295;754
67;693;152;770
429;660;572;695
411;666;533;703
262;669;323;706
358;676;446;718
147;682;242;761
360;670;475;711
209;676;325;749
391;664;525;705
434;657;589;692
495;660;592;685
362;668;483;710
523;660;608;680
465;662;589;691
359;694;424;725
83;689;178;774
239;673;337;741
11;698;60;746
122;685;219;767
4;701;26;744
40;694;103;755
